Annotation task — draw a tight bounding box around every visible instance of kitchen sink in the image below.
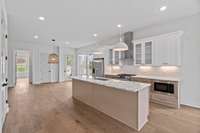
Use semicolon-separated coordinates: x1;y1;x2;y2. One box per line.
95;77;109;81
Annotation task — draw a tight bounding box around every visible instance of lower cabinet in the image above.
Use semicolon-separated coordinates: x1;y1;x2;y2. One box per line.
131;77;180;108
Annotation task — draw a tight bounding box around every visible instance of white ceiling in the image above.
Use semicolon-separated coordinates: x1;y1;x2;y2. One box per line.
6;0;200;48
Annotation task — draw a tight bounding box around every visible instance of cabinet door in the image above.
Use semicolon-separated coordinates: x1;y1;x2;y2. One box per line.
154;33;181;66
109;49;113;64
135;43;142;65
167;35;181;65
144;41;153;65
40;53;51;83
154;37;169;66
114;51;120;65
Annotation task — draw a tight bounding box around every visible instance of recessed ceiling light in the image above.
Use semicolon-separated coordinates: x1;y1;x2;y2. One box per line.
93;34;98;37
65;41;70;44
34;35;39;39
38;16;45;21
117;24;122;28
160;6;167;12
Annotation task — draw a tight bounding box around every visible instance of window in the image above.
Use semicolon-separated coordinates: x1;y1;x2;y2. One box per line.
16;57;28;73
78;55;93;76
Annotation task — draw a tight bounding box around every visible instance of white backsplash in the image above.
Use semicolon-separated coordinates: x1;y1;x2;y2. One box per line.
107;65;180;78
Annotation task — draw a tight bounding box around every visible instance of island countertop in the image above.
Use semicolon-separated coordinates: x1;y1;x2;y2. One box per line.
72;76;150;92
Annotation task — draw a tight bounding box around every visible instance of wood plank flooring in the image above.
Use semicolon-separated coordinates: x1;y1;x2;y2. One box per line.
3;78;200;133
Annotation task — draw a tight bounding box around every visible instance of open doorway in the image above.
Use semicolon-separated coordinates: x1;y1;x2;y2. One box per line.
64;55;73;81
15;50;31;85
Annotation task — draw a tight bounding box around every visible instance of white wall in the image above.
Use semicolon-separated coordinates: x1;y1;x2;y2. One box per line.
8;41;77;86
77;13;200;108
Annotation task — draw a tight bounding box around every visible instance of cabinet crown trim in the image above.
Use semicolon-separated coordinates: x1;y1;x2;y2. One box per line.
132;31;184;43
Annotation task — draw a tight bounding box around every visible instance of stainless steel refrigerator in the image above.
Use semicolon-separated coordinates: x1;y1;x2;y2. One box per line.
92;58;104;77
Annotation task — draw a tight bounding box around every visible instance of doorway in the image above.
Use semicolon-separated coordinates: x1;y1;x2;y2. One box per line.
15;50;30;84
64;55;73;80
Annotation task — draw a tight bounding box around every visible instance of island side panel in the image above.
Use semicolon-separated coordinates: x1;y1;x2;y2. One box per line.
138;87;149;131
72;79;140;130
72;79;94;106
92;83;139;130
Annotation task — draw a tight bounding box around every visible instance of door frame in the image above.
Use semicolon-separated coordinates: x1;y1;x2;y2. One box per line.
13;50;32;86
64;54;73;81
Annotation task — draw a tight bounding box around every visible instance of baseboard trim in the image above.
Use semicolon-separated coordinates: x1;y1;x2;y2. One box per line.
8;84;15;88
181;103;200;109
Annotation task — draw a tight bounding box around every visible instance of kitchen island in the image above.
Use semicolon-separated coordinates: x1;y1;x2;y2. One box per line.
72;76;151;131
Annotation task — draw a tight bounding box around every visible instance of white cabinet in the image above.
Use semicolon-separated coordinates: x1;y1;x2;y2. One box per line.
134;40;153;65
134;31;183;66
135;43;142;65
154;32;182;66
144;41;153;65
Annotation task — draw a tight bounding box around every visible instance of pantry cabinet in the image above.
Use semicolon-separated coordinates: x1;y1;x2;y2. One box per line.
134;31;183;66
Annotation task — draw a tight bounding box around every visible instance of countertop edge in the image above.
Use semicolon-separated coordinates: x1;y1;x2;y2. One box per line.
72;77;151;93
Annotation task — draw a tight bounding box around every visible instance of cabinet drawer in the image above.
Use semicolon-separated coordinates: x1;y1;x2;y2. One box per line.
151;93;178;108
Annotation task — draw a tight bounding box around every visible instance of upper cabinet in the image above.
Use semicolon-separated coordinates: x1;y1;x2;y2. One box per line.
144;41;153;65
134;31;183;66
135;43;142;65
134;40;153;65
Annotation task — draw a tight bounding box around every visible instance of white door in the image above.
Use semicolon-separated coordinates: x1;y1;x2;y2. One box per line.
40;53;51;83
0;4;8;131
50;64;58;82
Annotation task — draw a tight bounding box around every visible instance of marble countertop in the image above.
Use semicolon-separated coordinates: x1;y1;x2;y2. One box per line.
105;74;180;81
72;76;151;93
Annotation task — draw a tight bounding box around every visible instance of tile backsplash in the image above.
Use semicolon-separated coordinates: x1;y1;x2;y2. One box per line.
108;65;180;78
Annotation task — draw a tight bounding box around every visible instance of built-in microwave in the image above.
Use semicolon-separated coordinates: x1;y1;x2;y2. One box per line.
154;82;174;94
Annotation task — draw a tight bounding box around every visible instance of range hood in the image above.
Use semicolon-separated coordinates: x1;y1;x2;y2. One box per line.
121;31;134;65
109;31;134;65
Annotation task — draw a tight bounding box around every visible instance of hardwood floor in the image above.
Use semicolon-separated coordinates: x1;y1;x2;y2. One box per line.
3;78;200;133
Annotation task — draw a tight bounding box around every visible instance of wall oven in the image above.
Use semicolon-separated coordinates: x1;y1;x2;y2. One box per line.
154;82;174;94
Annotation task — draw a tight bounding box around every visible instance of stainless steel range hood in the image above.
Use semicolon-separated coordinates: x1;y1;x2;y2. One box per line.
109;31;134;65
121;31;134;65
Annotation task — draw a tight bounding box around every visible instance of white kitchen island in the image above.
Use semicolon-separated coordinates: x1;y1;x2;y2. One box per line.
72;76;151;131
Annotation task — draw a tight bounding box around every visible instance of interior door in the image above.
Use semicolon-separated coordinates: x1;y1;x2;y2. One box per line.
0;5;8;131
40;53;50;83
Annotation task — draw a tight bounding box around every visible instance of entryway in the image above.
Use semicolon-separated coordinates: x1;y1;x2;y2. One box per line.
15;50;31;84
